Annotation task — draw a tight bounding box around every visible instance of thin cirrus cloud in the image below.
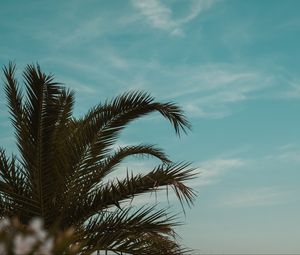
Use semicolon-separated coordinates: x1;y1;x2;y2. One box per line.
113;157;246;206
44;48;299;121
143;63;275;119
57;17;105;47
217;187;289;208
42;47;298;121
103;144;246;189
190;158;245;187
265;144;300;164
131;0;215;36
47;55;277;119
109;153;244;203
279;79;300;99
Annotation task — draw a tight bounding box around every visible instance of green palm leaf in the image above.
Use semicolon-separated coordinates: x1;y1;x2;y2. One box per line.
80;206;190;255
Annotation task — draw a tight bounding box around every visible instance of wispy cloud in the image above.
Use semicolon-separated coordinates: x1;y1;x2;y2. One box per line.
278;78;300;99
191;157;245;187
155;64;275;118
43;55;131;95
155;64;300;118
46;42;300;121
131;0;215;36
265;144;300;164
62;78;96;94
54;17;105;47
34;9;129;49
49;55;277;119
218;187;289;208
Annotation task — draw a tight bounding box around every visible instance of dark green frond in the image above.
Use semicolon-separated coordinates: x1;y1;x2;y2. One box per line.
3;62;24;134
0;148;39;221
99;144;171;176
80;206;188;254
0;150;29;193
66;144;171;198
48;89;75;193
19;64;69;224
69;91;191;176
67;162;196;224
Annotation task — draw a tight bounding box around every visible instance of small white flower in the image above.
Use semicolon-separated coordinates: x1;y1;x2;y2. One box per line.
0;218;10;231
29;218;47;241
0;242;6;255
35;238;53;255
14;234;37;255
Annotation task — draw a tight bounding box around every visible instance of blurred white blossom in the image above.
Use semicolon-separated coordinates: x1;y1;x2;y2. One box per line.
0;243;6;255
29;218;47;241
0;219;9;231
0;217;81;255
35;238;53;255
14;234;37;255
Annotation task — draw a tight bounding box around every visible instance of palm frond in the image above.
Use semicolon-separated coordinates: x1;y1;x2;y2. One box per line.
0;148;40;222
20;64;68;224
2;63;31;180
69;91;191;176
66;144;171;197
3;62;24;135
67;162;196;224
80;206;188;255
46;89;75;204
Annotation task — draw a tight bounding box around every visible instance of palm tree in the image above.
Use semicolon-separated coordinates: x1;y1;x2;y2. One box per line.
0;63;196;254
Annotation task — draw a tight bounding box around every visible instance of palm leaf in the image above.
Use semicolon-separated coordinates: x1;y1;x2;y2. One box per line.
66;162;196;225
79;206;189;255
69;91;191;175
66;144;171;198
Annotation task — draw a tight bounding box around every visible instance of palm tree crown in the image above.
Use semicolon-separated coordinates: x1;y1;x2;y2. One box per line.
0;63;196;254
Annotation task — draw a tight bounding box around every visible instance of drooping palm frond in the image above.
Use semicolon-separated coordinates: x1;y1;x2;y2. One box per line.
80;206;191;255
63;144;171;211
69;91;190;170
3;63;24;141
0;63;197;254
65;162;196;226
0;148;38;220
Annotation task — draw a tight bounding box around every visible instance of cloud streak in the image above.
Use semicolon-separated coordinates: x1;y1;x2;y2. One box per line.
48;54;278;119
218;187;289;208
149;63;275;118
131;0;215;36
190;157;245;187
265;144;300;164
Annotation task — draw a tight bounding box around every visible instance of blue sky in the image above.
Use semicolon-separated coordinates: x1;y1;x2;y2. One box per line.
1;0;300;253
